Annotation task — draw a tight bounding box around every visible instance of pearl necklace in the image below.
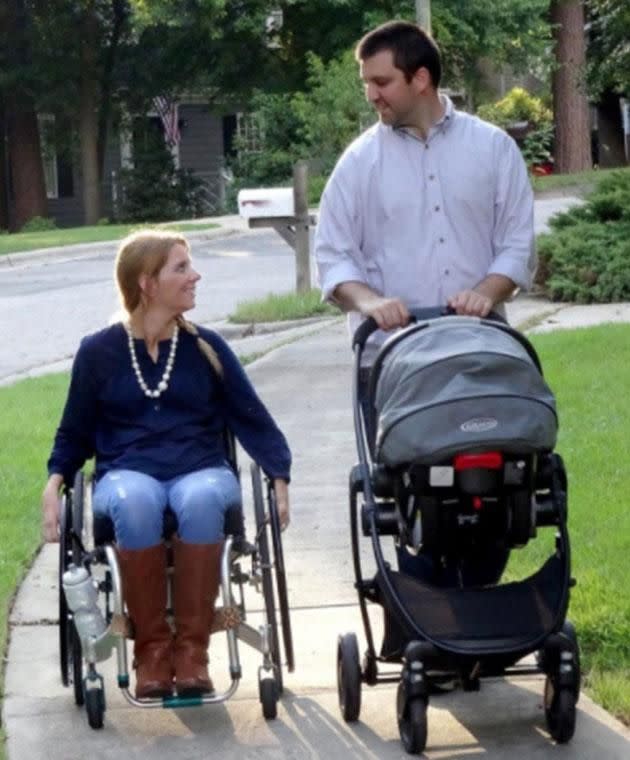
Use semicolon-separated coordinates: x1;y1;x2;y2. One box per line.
125;323;179;399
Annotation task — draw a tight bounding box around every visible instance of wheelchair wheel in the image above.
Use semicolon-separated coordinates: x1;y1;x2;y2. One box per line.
251;463;283;693
58;485;84;706
85;683;106;730
268;483;295;674
337;633;361;722
397;682;428;755
259;675;279;720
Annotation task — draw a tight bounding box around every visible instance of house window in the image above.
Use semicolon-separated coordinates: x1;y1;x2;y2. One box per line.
38;114;58;199
236;112;264;153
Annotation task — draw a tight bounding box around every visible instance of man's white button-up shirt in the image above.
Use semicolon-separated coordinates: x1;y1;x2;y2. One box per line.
315;96;536;339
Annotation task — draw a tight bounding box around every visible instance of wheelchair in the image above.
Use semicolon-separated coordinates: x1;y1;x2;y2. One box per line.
57;431;294;730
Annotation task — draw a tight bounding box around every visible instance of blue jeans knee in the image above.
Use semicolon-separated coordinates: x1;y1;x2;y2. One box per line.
167;466;242;544
93;470;167;550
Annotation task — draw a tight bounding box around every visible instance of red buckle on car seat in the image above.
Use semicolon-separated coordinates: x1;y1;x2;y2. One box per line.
454;452;503;471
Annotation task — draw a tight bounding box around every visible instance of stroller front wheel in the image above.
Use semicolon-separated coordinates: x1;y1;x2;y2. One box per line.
544;679;576;744
397;682;428;755
337;633;361;722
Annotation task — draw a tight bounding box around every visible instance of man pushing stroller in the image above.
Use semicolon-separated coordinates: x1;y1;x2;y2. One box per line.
315;19;536;585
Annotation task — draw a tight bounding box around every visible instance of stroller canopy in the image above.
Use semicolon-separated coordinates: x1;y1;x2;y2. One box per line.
373;317;557;466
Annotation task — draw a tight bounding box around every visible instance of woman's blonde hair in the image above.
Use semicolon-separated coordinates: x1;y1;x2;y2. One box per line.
115;229;189;315
114;229;224;379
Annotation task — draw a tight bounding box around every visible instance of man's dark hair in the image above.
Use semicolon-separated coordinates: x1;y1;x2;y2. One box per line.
355;20;441;87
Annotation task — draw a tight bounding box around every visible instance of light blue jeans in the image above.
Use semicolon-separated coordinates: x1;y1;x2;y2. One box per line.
92;467;242;550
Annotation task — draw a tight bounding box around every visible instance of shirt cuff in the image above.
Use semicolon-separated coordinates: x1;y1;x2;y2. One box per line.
487;255;534;291
319;261;367;302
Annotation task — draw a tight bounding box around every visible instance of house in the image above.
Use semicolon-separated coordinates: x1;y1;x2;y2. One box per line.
39;100;236;228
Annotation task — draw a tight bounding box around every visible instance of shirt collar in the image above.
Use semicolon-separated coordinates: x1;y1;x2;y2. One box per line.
393;93;455;142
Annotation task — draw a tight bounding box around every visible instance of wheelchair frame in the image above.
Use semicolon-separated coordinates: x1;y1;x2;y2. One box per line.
58;449;294;730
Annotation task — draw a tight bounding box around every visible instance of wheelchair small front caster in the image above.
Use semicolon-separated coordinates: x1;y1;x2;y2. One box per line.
259;674;279;720
397;682;428;755
84;670;106;729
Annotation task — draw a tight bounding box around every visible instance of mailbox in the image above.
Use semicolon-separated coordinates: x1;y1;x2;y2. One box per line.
237;187;294;219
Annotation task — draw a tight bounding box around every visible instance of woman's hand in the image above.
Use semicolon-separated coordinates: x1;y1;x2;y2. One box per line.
273;479;290;531
42;474;64;542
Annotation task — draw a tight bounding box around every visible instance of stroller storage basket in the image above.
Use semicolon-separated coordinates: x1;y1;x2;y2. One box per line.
372;316;558;466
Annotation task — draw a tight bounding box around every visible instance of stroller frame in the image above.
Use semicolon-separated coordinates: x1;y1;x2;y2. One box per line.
336;308;581;754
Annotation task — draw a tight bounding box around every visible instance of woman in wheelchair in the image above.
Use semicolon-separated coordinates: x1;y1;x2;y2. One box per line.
42;229;291;700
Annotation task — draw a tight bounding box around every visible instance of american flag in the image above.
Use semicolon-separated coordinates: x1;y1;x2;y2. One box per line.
153;96;180;146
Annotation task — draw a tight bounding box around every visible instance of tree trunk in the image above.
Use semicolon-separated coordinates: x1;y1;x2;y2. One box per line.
6;95;48;230
551;0;592;173
0;96;9;230
79;3;101;225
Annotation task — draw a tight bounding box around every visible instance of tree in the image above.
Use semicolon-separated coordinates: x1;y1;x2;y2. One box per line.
550;0;592;173
586;0;630;97
0;1;48;231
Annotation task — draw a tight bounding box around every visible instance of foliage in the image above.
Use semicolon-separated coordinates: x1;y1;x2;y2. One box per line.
117;141;210;222
586;0;630;97
536;170;630;302
477;87;554;166
19;215;57;233
477;87;552;128
292;50;375;174
229;49;373;206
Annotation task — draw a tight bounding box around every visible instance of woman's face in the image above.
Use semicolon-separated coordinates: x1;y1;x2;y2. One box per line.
149;243;201;314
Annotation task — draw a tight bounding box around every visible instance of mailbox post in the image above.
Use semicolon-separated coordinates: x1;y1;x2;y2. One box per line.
237;161;316;293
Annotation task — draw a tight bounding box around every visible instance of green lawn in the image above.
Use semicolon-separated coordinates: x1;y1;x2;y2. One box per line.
532;165;630;196
507;324;630;722
0;323;628;740
0;221;219;256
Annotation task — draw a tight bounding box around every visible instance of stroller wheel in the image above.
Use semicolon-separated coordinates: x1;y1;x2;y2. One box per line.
544;678;576;744
397;682;428;755
337;633;361;722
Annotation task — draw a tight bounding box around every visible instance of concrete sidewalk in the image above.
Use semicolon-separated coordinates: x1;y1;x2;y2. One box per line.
3;300;630;758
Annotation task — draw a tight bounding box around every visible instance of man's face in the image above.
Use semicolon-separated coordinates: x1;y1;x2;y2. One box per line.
360;50;419;127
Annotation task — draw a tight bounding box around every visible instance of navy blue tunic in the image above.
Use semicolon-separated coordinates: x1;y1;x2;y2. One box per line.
47;323;291;483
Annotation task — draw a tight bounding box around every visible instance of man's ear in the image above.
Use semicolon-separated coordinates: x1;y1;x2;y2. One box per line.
412;66;432;94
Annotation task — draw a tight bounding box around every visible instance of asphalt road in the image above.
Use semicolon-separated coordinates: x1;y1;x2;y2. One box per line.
0;229;299;382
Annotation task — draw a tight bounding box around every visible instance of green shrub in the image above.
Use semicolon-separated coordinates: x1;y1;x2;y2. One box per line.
536;170;630;302
477;86;552;128
477;87;553;166
117;142;210;222
20;215;57;232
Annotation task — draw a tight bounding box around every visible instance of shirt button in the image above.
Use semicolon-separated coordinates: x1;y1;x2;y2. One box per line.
439;237;445;243
428;174;435;181
434;205;440;212
444;269;450;275
425;144;429;150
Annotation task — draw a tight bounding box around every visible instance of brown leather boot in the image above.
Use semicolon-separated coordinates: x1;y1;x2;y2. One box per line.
118;544;174;699
172;537;223;696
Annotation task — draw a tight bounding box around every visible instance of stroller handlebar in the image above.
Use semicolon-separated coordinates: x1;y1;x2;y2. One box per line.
351;306;454;350
351;306;507;350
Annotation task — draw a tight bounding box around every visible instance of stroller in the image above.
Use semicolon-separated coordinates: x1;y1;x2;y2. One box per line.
336;308;580;754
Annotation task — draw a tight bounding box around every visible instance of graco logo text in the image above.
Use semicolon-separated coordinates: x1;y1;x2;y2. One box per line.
460;417;498;433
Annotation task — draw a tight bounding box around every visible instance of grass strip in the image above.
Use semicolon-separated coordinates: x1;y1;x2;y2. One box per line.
229;289;338;323
0;222;219;256
532;165;630;196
